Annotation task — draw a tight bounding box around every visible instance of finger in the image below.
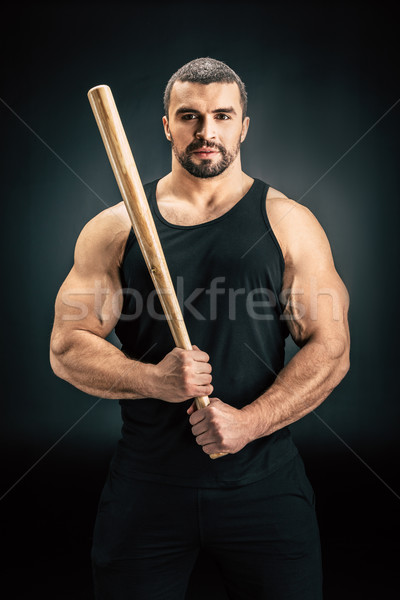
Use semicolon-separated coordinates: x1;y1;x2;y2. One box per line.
194;432;213;446
191;423;208;436
195;362;212;374
207;396;220;405
189;409;207;425
186;400;196;415
201;443;224;455
194;374;212;386
194;384;213;397
190;345;210;363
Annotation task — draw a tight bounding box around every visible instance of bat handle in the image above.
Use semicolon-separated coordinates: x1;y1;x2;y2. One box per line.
194;395;228;460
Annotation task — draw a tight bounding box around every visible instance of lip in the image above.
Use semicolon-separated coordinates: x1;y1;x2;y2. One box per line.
192;149;219;157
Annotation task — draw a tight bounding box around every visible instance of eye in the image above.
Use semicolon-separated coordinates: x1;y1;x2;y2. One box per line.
215;114;230;120
181;114;198;120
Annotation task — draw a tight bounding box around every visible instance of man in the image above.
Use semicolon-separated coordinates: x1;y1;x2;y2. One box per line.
50;57;350;599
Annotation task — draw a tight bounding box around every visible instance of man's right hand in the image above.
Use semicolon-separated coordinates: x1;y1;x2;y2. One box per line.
153;344;213;403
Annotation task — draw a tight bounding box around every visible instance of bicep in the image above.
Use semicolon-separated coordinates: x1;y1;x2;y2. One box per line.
283;265;349;348
53;266;123;340
51;216;126;352
280;208;350;348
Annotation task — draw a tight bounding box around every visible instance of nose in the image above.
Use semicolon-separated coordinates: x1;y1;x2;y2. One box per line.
195;116;216;141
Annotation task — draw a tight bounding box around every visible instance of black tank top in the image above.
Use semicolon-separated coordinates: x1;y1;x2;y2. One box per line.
112;177;298;487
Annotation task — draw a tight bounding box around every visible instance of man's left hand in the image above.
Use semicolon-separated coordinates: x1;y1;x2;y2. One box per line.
187;397;251;456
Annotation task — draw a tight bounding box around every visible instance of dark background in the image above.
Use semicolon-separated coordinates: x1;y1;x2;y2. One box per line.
1;1;399;597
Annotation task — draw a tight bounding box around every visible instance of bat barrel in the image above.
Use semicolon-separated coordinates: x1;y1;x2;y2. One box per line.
88;85;186;343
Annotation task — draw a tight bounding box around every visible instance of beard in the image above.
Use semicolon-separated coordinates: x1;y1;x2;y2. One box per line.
171;136;241;179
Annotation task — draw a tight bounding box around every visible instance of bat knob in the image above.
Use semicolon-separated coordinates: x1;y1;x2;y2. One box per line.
210;452;229;459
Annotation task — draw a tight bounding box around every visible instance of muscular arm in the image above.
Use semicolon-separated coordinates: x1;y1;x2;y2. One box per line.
243;199;350;439
189;197;350;454
49;206;154;399
50;206;213;402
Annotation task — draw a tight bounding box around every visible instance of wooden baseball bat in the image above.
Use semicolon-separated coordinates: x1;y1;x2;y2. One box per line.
87;84;227;460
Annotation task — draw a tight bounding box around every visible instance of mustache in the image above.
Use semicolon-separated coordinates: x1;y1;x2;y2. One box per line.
186;140;225;153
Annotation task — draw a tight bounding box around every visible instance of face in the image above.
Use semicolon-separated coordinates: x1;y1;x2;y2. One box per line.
163;81;250;179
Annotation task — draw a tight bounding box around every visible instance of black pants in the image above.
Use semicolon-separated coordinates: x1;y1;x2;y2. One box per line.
91;454;323;599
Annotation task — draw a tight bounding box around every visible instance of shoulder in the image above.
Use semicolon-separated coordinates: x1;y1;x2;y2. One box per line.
74;201;132;270
266;185;308;221
265;187;331;266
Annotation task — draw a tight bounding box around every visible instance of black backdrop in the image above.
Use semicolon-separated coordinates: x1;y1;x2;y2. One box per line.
1;1;399;597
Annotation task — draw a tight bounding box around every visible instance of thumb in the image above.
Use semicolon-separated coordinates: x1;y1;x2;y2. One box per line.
186;400;196;415
207;396;221;406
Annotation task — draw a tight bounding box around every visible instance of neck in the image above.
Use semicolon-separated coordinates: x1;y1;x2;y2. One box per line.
165;155;250;207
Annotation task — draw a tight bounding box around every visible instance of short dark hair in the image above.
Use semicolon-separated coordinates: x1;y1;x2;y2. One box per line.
163;57;248;120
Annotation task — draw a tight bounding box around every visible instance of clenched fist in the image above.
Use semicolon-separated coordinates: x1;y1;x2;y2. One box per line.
153;345;213;403
187;397;252;455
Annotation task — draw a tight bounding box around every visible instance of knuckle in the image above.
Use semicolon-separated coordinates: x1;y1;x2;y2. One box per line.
181;375;190;391
210;406;221;420
180;350;190;364
182;353;192;366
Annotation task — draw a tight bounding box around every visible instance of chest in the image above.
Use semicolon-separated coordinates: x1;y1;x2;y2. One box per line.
123;219;283;302
157;200;240;227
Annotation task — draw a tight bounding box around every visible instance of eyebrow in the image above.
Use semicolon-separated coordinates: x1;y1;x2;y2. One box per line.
175;106;237;116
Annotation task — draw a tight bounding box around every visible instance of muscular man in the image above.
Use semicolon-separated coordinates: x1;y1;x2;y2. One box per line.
50;58;350;599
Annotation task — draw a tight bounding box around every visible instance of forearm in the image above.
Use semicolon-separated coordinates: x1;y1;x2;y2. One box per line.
50;329;156;399
241;337;350;441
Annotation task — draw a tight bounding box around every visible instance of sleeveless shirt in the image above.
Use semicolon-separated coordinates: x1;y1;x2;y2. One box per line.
111;177;298;487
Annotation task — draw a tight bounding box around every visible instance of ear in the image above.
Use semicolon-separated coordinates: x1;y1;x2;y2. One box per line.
240;116;250;143
162;116;172;141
